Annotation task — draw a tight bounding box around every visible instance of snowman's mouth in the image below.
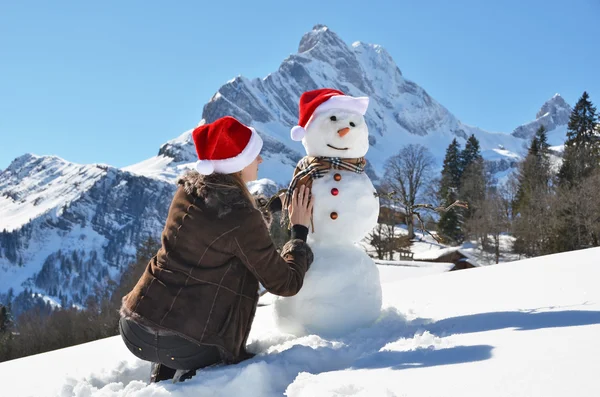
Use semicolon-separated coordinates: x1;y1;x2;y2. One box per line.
327;144;349;151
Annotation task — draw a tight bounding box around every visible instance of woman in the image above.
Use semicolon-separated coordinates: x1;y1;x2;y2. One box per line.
119;116;314;383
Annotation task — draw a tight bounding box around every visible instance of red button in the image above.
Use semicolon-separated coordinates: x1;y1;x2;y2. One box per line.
331;188;339;196
330;212;338;220
334;173;342;181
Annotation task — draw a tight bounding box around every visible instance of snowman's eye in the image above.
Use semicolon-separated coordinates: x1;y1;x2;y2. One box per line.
350;122;356;127
330;116;337;121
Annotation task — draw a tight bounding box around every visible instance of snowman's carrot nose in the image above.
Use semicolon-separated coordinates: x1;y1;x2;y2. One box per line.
337;127;350;137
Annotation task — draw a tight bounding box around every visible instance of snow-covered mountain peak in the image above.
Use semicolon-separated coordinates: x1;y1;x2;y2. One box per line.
156;128;196;163
536;93;570;120
125;26;529;186
1;154;176;309
512;94;571;144
4;153;66;175
352;41;404;86
0;155;108;232
298;24;344;54
3;153;39;172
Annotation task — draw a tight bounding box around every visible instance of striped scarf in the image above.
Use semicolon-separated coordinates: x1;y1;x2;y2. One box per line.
283;156;367;230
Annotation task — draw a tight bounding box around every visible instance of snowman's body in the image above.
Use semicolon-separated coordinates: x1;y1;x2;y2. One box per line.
309;171;379;244
274;103;383;337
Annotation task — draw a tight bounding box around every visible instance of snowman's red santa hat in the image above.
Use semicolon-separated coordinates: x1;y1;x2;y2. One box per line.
192;116;263;175
290;88;369;141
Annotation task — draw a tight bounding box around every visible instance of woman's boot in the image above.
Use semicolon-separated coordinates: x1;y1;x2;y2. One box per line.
150;362;177;383
172;369;197;383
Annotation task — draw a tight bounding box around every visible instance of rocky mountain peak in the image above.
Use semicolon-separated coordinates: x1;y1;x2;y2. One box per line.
536;94;570;120
512;94;571;141
298;25;347;54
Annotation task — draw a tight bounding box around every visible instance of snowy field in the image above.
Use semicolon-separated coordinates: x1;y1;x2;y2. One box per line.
1;248;599;397
361;223;520;266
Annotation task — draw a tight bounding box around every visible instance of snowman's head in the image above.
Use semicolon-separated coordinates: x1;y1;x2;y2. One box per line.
291;88;370;158
302;109;369;158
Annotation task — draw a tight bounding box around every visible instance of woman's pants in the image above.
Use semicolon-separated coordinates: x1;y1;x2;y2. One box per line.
119;317;221;374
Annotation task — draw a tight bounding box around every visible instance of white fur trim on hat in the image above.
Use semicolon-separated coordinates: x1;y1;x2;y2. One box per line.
195;160;215;175
290;125;306;141
195;127;263;175
313;95;369;118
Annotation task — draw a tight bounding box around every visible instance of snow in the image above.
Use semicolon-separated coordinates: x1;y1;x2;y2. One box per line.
547;124;569;146
0;157;116;297
122;155;181;183
246;178;279;196
489;146;521;160
252;151;297;187
2;247;599;397
0;222;109;303
459;236;522;265
0;155;175;308
0;155;106;232
363;221;519;267
375;260;455;281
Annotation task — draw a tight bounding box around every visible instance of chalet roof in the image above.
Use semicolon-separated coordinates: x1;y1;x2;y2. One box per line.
413;247;482;267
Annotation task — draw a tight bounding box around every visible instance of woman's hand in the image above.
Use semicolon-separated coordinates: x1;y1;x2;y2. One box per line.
288;185;314;228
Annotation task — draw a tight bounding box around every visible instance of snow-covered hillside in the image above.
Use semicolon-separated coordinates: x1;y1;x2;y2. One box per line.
0;154;175;311
2;247;598;397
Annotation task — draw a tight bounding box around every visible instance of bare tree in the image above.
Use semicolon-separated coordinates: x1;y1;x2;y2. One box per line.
502;173;520;223
548;170;600;252
368;185;394;259
512;186;554;257
367;184;412;260
383;144;435;240
467;188;511;263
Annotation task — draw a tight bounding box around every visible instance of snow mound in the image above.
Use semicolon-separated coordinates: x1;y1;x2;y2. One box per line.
1;248;599;397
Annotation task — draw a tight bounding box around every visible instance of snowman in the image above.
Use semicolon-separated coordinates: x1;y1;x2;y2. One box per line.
273;88;382;337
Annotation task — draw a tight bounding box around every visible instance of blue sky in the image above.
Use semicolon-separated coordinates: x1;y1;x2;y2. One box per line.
1;0;599;170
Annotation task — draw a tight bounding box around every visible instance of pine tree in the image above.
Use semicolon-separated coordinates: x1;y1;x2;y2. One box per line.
528;135;540;157
0;305;14;362
461;135;483;171
440;139;463;199
459;135;486;238
0;305;11;333
437;139;463;243
512;125;553;257
525;124;549;158
549;92;600;253
558;91;600;187
535;124;550;155
514;125;551;215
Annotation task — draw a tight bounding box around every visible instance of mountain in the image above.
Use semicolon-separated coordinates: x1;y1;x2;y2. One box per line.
512;93;571;148
125;25;527;185
0;25;571;312
0;154;174;313
2;247;599;397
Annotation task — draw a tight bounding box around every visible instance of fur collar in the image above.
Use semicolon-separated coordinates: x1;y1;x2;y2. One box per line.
177;170;271;226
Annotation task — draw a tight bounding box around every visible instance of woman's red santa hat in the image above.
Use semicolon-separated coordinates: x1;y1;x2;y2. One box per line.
290;88;369;141
192;116;263;175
